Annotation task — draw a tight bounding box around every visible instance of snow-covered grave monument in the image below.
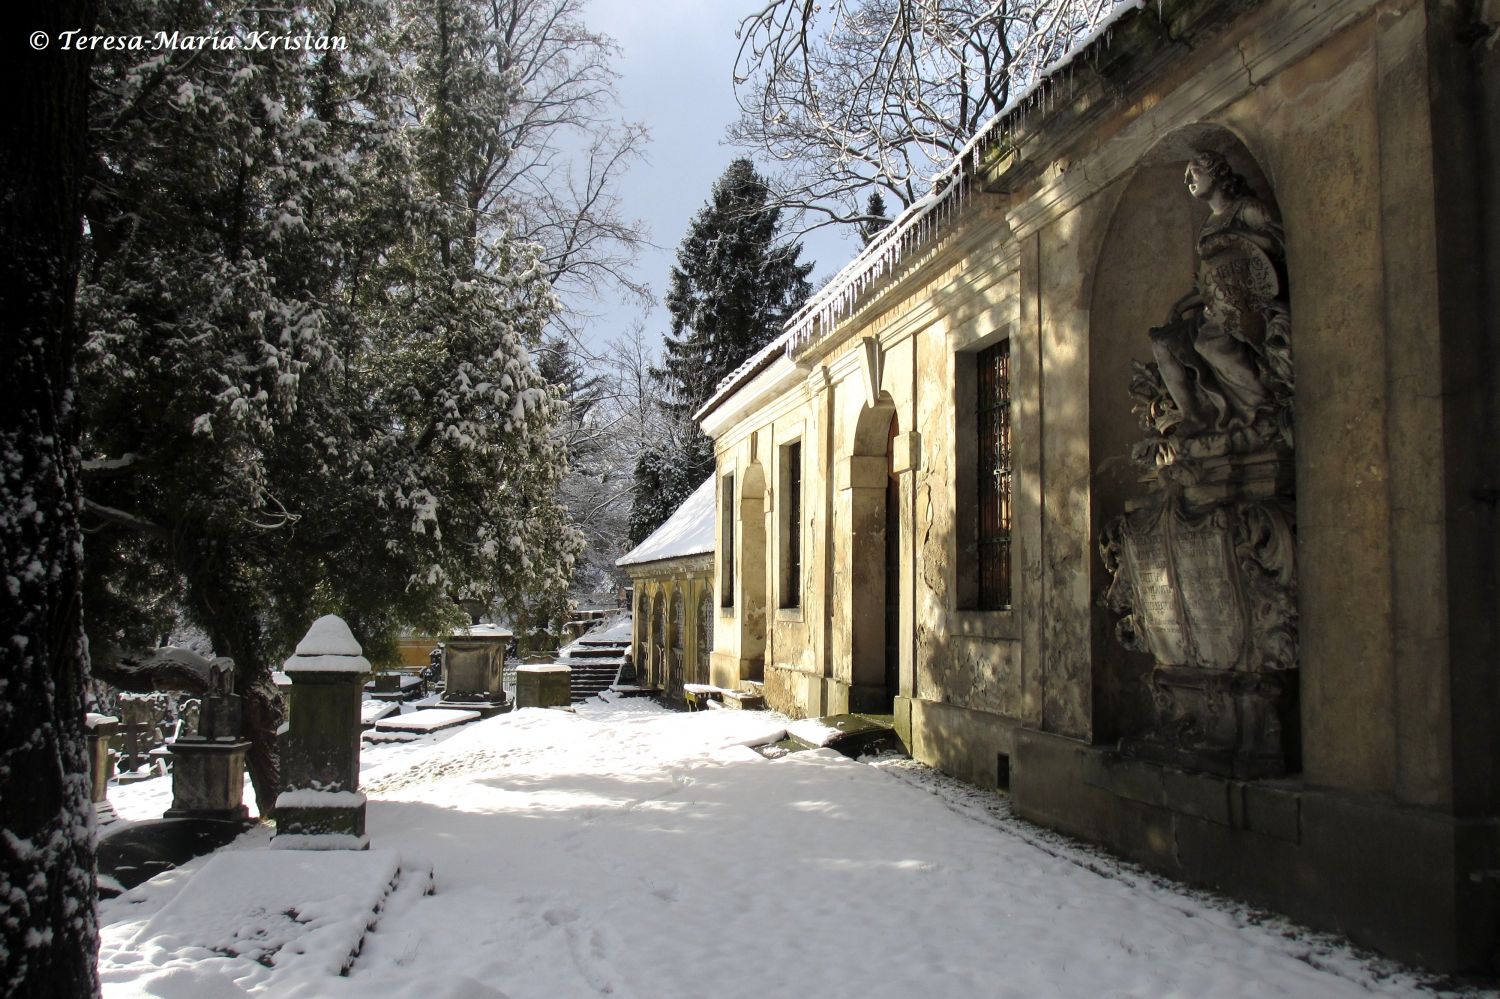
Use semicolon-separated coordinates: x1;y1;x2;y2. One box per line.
434;621;511;717
275;615;371;849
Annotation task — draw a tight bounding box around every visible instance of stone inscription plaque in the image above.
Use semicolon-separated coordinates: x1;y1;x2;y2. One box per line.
1120;524;1187;666
1174;526;1242;667
1117;503;1245;670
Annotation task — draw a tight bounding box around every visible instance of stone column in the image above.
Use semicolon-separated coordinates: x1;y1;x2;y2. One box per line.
86;713;119;824
274;615;370;849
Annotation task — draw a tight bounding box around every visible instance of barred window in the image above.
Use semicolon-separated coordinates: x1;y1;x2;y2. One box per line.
720;474;735;608
781;441;802;609
975;341;1012;609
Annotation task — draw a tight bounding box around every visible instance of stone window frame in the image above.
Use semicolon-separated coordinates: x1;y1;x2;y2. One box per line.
777;436;804;611
953;325;1018;637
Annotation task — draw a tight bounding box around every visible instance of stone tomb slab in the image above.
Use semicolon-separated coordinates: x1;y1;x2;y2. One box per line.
375;708;480;734
132;848;406;979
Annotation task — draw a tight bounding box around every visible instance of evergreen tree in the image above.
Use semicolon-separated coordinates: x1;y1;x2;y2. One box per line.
655;159;813;420
860;190;893;245
77;0;580;812
632;159;811;540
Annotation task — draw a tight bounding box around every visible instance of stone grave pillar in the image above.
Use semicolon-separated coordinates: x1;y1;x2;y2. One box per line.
116;695;156;779
86;713;119;823
516;664;571;708
166;660;251;822
275;615;371;849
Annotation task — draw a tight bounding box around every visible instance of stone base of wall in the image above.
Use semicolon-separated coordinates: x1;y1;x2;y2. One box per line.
908;698;1017;790
903;697;1500;972
763;662;824;719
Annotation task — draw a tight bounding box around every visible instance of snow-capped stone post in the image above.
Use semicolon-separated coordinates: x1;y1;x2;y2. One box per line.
275;615;371;849
86;712;120;821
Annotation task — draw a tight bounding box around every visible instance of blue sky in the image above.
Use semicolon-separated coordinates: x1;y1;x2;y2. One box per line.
576;0;858;356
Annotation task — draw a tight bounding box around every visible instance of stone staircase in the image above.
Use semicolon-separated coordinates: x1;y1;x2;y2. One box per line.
554;622;632;702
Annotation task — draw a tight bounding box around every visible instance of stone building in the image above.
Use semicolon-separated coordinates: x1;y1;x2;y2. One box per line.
618;476;717;703
695;0;1499;972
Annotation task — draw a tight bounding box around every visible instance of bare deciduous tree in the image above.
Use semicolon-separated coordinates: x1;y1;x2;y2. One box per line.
731;0;1127;232
446;0;651;312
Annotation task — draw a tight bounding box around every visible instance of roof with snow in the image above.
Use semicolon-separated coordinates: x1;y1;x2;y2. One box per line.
695;0;1148;424
616;476;716;568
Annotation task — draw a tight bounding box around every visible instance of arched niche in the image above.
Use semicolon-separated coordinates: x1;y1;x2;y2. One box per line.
1087;125;1285;743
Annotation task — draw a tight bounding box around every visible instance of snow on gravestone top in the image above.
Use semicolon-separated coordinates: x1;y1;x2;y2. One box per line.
283;614;371;674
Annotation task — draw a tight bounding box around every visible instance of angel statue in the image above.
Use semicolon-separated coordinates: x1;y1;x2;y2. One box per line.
1147;150;1293;445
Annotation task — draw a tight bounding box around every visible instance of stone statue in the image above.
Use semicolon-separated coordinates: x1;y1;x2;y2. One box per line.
1136;151;1293;461
1098;149;1300;778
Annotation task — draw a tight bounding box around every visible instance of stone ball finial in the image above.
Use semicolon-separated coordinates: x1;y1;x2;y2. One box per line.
283;615;371;674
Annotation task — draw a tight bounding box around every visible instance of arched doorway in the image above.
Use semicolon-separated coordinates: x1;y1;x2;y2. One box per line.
696;588;713;686
650;592;665;690
669;589;685;700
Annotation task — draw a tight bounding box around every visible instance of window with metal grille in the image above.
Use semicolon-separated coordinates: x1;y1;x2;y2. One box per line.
781;441;802;608
720;474;735;608
975;340;1012;609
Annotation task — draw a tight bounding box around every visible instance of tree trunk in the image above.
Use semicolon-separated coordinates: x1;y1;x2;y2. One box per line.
0;2;102;996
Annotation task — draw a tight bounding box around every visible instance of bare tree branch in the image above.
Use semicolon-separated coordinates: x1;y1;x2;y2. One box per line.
731;0;1126;235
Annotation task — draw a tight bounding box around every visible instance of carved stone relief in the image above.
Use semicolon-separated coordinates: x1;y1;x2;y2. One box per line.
1099;150;1299;779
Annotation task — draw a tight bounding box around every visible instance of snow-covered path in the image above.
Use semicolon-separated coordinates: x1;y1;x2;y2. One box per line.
100;700;1469;998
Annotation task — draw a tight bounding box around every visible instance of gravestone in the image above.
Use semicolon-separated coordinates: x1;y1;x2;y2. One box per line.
1100;150;1298;779
515;664;571;708
275;615;370;849
435;623;511;718
166;659;251;822
86;713;120;825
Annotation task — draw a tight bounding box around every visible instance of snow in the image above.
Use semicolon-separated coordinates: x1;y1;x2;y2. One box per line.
286;616;372;674
515;664;569;674
371;709;480;733
98;700;1471;999
293;615;364;656
274;790;367;809
453;622;513;638
282;653;371;674
616;475;715;567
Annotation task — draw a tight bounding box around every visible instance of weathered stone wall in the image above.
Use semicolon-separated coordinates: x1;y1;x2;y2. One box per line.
700;0;1498;970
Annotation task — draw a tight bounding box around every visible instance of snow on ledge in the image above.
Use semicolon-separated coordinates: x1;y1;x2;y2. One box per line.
283;652;372;674
271;833;373;851
517;664;571;674
276;789;367;810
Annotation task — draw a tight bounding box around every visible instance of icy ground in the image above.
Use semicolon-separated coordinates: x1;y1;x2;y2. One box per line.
99;698;1490;998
